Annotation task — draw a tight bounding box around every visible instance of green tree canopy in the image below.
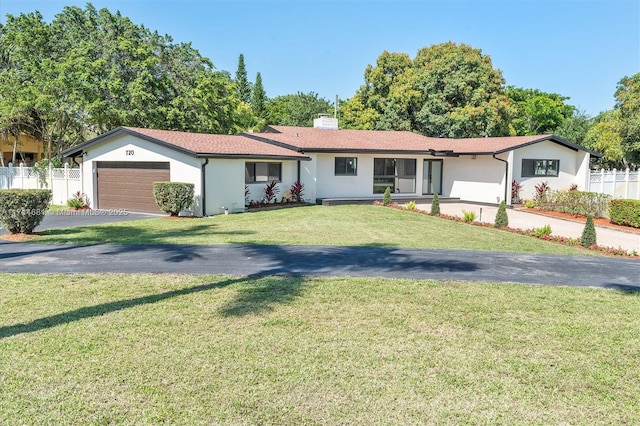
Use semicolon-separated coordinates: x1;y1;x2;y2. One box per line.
342;43;514;138
553;109;592;147
583;110;625;169
505;86;575;135
266;92;333;127
0;4;242;157
615;72;640;164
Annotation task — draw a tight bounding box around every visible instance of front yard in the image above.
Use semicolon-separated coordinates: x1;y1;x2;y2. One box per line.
1;274;638;424
32;205;598;256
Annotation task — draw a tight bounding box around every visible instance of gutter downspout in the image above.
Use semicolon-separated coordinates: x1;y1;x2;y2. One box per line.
201;158;209;216
492;153;509;204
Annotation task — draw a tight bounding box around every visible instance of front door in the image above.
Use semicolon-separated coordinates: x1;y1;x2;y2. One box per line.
422;160;442;195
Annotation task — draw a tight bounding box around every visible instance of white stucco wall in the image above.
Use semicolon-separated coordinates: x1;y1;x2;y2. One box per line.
312;152;509;204
81;133;203;214
511;140;588;200
206;159;245;214
314;153;430;198
244;159;303;206
444;154;509;204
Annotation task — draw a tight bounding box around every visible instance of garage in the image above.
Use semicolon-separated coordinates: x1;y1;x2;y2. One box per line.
96;161;170;213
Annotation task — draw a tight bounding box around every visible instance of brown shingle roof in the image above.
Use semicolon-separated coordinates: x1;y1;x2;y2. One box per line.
123;127;308;158
258;126;592;156
259;126;438;152
62;127;309;159
62;125;598;160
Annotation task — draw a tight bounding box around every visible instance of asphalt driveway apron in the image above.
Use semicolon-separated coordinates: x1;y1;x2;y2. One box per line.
0;242;638;290
0;210;159;235
1;209;638;289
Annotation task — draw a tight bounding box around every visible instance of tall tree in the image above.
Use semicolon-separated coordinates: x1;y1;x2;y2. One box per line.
235;53;252;104
506;86;575;135
583;110;625;168
0;4;242;157
251;72;267;119
266;92;332;126
341;42;514;138
554;109;592;147
615;72;640;164
412;42;514;137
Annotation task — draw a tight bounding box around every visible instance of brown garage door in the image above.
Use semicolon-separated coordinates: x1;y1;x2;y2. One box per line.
96;161;170;213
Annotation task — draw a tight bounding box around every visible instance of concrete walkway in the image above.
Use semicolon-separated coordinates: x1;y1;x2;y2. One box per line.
418;203;640;254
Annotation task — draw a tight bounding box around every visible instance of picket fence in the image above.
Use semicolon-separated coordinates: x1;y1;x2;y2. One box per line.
0;164;83;205
588;168;640;200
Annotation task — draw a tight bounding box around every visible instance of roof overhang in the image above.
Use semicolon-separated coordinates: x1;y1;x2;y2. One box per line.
61;127;199;158
492;135;602;158
195;153;310;161
62;127;310;161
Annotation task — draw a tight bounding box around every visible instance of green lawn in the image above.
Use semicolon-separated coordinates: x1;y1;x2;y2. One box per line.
35;205;595;255
1;274;638;424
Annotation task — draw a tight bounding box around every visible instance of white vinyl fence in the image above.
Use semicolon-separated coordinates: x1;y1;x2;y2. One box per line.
589;169;640;200
0;164;83;205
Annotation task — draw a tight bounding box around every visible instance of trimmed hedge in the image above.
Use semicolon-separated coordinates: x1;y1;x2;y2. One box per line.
546;190;610;218
609;199;640;229
0;189;52;234
152;182;194;216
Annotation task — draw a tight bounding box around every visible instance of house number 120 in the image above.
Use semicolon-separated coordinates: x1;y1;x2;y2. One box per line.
125;150;134;156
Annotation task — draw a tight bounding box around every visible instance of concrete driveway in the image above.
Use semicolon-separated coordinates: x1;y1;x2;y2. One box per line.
419;202;640;254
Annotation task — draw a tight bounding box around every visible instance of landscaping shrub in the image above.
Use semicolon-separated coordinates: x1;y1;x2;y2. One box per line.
462;210;477;223
547;190;610;217
581;214;597;248
430;193;440;215
494;201;509;228
289;181;305;203
533;224;552;237
263;180;279;204
405;200;417;211
534;181;550;205
0;189;52;234
67;191;89;209
525;200;537;208
511;180;523;203
609;199;640;228
383;187;392;206
153;182;194;216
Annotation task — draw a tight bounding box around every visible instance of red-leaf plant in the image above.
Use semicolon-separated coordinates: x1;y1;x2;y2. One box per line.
289;181;304;203
262;180;279;204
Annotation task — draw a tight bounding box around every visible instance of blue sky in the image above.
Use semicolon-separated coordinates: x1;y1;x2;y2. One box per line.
1;0;638;117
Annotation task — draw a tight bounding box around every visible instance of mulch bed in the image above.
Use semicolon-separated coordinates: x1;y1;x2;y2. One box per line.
0;233;41;242
517;207;640;235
